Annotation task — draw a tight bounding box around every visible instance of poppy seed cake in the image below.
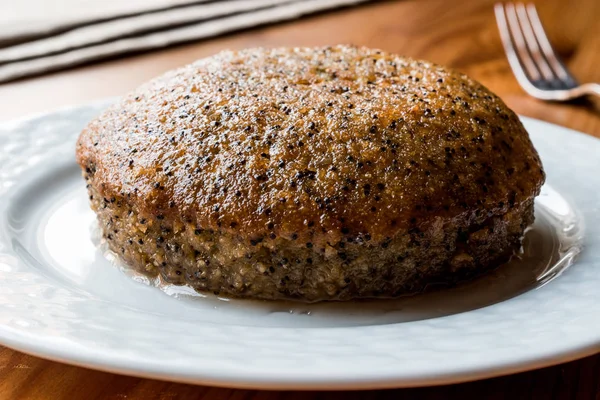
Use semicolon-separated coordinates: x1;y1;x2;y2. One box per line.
76;45;545;302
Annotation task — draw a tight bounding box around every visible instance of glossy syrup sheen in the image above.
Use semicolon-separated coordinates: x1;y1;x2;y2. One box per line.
77;46;544;243
88;185;581;327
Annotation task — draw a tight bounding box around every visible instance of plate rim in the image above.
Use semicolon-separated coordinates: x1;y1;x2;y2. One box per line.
0;328;598;390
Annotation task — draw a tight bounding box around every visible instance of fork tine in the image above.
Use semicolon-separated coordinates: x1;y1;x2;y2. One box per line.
514;3;555;81
494;3;538;87
525;4;576;83
503;3;542;81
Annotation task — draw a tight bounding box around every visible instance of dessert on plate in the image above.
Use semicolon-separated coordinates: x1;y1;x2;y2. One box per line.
76;45;545;302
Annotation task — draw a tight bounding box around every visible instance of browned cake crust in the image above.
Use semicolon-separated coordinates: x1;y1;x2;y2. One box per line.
76;45;545;301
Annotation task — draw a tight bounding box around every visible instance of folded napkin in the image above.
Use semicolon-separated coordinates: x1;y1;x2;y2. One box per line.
0;0;372;83
0;0;216;45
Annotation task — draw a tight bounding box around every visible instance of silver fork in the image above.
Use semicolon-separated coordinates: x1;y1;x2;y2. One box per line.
494;3;600;101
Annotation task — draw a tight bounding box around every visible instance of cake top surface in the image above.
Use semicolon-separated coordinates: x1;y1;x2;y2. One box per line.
77;45;544;243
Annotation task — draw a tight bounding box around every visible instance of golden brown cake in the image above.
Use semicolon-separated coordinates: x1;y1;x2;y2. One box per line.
76;45;545;302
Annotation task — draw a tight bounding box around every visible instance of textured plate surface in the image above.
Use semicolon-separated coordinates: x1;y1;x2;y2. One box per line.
0;101;599;389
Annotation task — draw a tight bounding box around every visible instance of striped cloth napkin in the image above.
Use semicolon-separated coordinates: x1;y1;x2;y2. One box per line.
0;0;372;83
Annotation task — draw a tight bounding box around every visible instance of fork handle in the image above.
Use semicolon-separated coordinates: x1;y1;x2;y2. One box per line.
580;83;600;98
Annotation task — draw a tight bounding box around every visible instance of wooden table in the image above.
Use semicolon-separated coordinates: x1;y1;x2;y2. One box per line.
1;0;599;398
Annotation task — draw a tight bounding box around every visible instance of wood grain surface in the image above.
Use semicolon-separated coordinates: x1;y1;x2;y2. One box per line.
1;0;599;398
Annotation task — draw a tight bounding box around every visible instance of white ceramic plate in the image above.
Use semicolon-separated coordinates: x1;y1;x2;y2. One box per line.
0;100;599;390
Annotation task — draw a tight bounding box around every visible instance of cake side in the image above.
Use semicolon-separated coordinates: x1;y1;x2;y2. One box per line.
86;183;534;301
